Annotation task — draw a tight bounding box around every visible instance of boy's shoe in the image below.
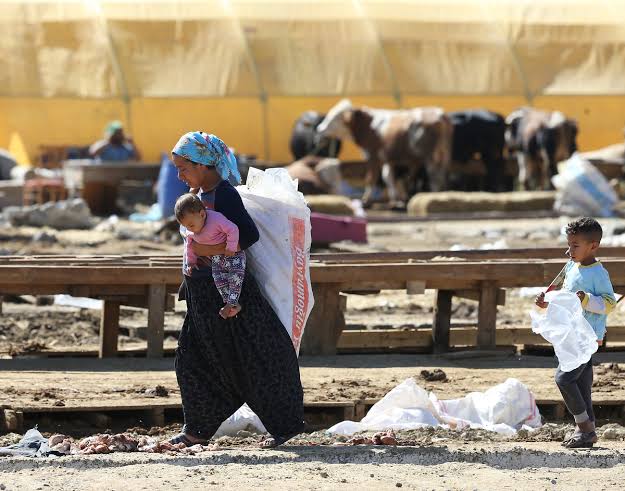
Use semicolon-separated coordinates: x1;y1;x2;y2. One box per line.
562;431;597;448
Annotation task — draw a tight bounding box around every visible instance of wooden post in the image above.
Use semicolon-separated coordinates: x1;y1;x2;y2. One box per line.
300;284;345;356
432;290;453;353
0;295;3;315
99;300;120;358
147;284;166;358
477;283;498;350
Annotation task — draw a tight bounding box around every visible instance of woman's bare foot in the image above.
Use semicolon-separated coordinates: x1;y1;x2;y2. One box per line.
227;304;242;318
219;304;233;319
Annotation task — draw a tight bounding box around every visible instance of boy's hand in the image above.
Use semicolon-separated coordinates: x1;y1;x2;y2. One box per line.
224;249;235;257
535;292;549;309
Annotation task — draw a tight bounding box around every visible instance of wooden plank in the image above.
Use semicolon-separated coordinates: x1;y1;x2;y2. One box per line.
300;284;345;355
336;327;560;351
99;300;120;358
147;284;166;358
477;284;498;350
432;290;452;353
313;247;625;263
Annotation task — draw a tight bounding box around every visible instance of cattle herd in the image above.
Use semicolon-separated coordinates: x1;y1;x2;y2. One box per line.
289;99;581;206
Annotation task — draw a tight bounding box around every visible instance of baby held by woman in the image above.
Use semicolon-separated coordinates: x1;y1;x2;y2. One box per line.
175;193;245;319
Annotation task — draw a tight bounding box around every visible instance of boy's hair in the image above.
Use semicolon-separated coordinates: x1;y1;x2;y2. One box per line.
565;217;603;242
174;193;204;221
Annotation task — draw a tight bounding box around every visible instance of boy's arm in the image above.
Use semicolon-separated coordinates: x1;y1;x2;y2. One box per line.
580;269;617;315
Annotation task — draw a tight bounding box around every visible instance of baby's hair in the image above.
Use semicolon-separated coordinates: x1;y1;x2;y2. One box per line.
174;193;205;222
565;217;603;242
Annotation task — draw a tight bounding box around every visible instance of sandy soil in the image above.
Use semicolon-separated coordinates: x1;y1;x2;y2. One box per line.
3;354;625;414
2;441;625;490
4;216;625;489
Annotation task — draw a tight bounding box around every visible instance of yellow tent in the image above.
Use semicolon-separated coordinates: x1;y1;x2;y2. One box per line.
1;0;624;163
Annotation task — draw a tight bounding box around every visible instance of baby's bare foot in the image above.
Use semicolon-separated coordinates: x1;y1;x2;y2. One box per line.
219;305;232;319
227;304;242;318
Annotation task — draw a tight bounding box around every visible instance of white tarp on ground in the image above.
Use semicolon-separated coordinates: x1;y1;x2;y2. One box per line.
328;377;542;436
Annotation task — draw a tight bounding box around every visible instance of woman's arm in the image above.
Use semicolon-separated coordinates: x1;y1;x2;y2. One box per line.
192;241;240;257
214;182;259;250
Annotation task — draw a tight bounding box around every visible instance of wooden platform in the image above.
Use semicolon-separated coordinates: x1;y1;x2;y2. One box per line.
1;249;625;357
3;357;625;432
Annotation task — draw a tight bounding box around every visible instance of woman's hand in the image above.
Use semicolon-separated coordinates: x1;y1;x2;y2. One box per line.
576;290;587;303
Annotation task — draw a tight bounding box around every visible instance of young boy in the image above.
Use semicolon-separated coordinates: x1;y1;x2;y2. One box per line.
175;193;245;319
535;217;616;448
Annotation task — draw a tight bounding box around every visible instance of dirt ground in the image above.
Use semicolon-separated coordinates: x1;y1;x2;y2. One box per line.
4;216;625;489
2;441;625;490
3;354;625;421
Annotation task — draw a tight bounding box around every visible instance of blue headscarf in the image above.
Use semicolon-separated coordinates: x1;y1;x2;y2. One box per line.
172;131;241;184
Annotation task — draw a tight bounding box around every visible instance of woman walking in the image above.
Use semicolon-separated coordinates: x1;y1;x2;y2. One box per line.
169;131;305;448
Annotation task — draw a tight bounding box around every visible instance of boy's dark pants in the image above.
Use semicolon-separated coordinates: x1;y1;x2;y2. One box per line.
555;359;594;422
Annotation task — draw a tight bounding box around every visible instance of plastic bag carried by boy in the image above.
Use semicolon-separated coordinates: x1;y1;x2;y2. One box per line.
236;167;314;354
530;290;598;372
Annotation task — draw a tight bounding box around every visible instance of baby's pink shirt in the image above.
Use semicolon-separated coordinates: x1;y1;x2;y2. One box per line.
183;210;240;270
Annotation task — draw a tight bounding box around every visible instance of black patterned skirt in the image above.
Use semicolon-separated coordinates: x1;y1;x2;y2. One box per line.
175;270;305;439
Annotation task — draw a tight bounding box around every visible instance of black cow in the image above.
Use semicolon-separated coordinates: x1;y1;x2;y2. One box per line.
505;107;578;190
290;111;341;161
448;110;508;192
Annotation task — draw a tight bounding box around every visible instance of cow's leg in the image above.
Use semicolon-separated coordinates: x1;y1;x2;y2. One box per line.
517;152;528;191
382;162;405;203
362;159;382;207
426;159;446;192
539;148;552;190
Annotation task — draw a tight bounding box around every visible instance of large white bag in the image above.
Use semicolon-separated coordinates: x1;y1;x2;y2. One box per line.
237;167;314;353
530;290;598;372
217;168;315;437
552;155;617;217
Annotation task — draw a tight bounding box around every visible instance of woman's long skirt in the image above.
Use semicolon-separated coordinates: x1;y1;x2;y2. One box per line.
175;271;305;439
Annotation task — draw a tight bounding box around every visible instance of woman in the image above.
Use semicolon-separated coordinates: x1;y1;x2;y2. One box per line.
169;131;305;448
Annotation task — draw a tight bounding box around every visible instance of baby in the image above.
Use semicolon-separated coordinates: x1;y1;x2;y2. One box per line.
175;193;245;319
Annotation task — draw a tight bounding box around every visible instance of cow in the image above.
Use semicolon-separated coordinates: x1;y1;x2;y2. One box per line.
315;99;453;206
289;111;342;161
447;110;508;192
505;107;578;190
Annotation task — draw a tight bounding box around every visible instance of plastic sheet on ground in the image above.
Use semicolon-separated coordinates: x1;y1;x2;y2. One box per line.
327;378;541;437
530;290;598;372
0;428;58;458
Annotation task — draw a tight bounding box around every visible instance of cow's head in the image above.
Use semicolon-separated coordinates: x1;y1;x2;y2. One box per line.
545;112;578;162
315;99;354;140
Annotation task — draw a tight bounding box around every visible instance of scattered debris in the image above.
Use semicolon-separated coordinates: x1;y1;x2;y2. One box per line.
144;386;169;398
420;369;448;382
3;199;95;230
346;430;398;446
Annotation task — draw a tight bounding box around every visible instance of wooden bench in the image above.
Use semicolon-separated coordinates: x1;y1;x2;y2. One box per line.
1;248;624;357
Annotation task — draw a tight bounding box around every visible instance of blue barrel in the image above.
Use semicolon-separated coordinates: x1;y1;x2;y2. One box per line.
157;153;188;218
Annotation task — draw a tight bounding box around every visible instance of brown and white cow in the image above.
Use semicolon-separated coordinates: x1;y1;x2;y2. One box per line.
315;99;453;206
505;107;578;190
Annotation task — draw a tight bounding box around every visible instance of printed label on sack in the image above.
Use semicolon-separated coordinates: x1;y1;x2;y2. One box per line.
289;216;309;351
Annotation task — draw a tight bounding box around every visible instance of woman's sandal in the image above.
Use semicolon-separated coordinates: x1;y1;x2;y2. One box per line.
562;431;597;449
259;431;300;449
168;433;208;447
